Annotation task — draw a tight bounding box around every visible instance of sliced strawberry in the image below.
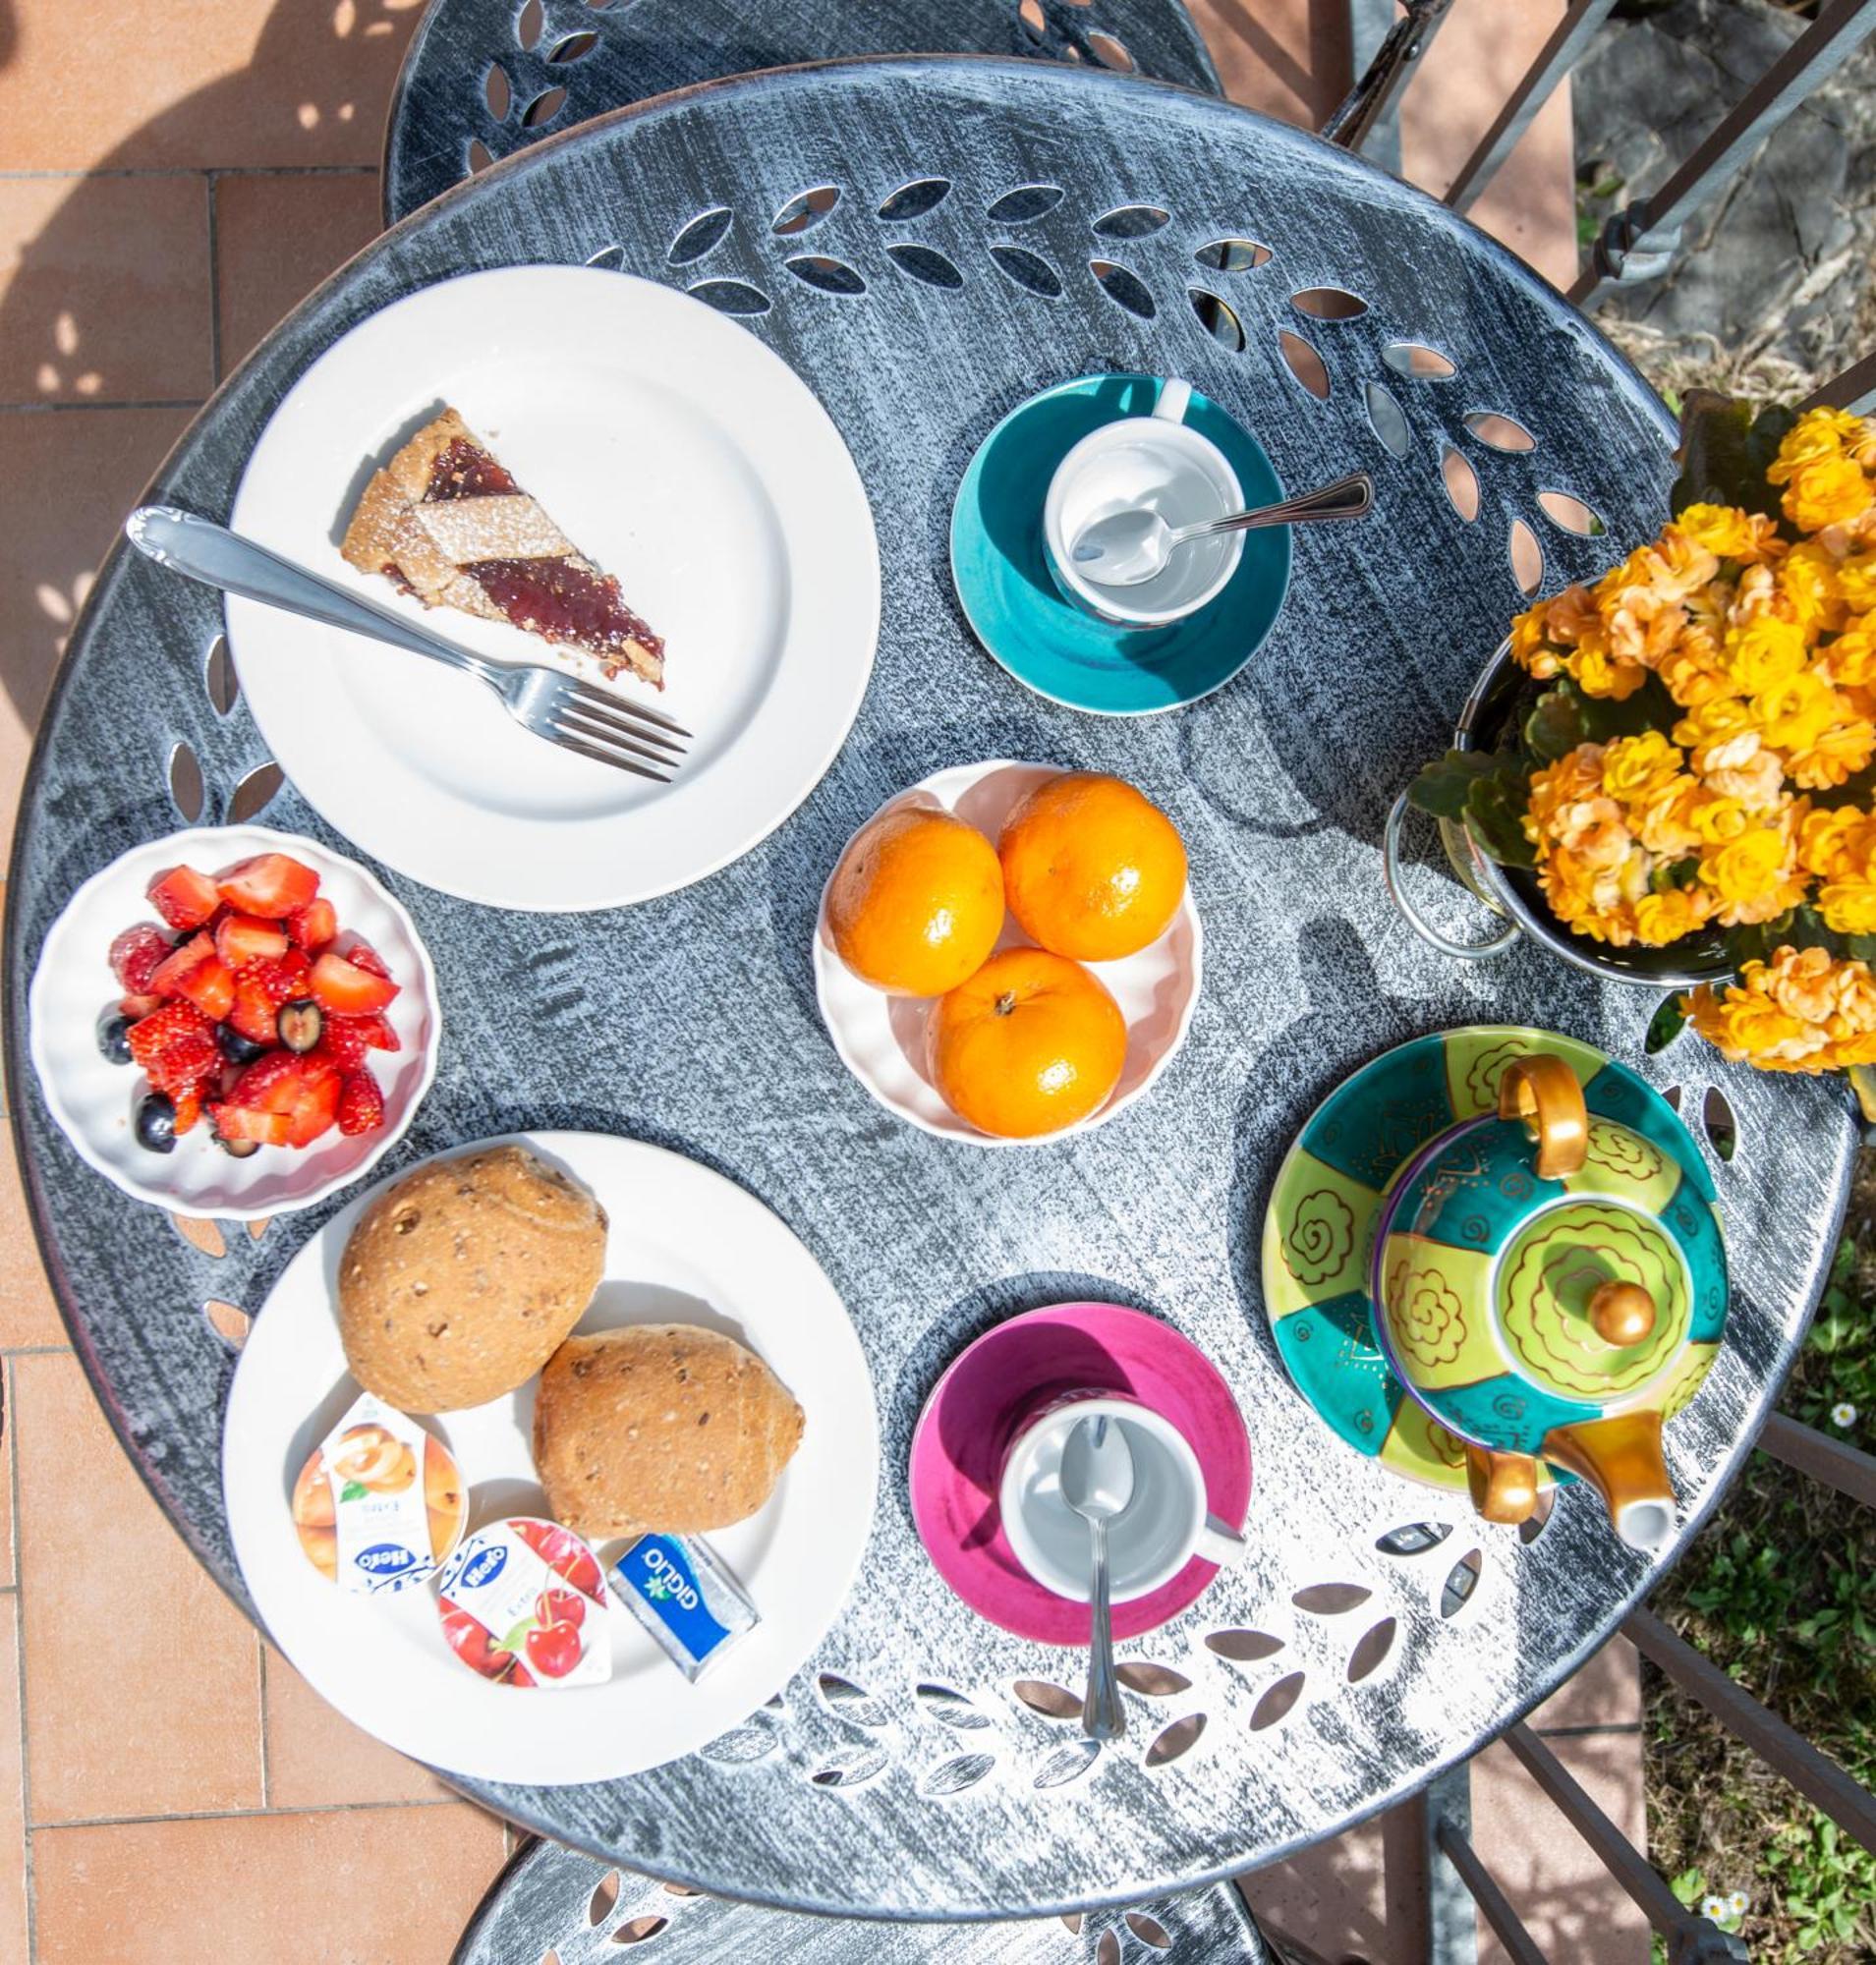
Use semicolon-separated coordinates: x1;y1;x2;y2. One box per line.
148;932;238;1016
172;1087;204;1136
146;866;221;930
308;952;399;1015
345;942;393;982
147;1031;220;1099
227;974;283;1046
318;1012;402;1074
214;913;290;970
118;991;165;1021
287;897;339;952
148;932;214;1001
227;1052;341;1148
126;1002;213;1073
213;1104;291;1147
335;1073;385;1137
353;1012;399;1052
110;924;173;993
216;854;319;919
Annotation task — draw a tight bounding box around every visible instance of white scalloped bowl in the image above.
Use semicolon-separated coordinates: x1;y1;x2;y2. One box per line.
813;761;1203;1147
28;825;440;1218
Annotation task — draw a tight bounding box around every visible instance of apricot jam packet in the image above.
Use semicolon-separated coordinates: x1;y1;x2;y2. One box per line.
290;1391;465;1596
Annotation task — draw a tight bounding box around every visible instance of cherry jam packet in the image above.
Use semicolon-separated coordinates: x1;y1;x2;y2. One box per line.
435;1517;610;1690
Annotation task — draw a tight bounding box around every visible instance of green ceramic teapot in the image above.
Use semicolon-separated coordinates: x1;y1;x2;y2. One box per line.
1370;1054;1728;1550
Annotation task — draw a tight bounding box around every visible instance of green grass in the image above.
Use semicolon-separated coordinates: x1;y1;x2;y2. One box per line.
1646;1177;1876;1963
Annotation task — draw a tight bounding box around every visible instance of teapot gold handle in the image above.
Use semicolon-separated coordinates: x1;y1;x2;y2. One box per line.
1498;1054;1588;1180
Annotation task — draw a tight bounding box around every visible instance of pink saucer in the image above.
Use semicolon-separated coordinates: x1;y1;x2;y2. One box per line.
909;1302;1252;1645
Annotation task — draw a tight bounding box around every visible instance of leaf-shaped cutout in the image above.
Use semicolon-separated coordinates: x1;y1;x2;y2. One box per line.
688;279;770;316
1509;517;1544;595
521;85;568;128
1517;1488;1556;1544
1646;994;1687;1055
1383;340;1455;379
588;1871;620;1925
987;184;1063;224
700;1726;776;1764
1205;1629;1283;1663
483;61;511;121
204;635;237;715
1346;1617;1397;1683
542;1951;561;1965
1365;378;1410;457
990;245;1062;297
547;30;597;62
586;244;623;269
1013;1678;1081;1719
785;254;866;297
662;1881;701;1897
810;1747;887;1787
1145;1712;1207;1766
226;760;284;824
669;207;733;264
1376;1521;1452;1556
916;1683;990;1728
1090;259;1155;318
1440;1547;1484;1618
884;244;963;290
1465;411;1536;452
772;186;839;236
203;1299;250;1349
1061;1914;1084;1936
1033;1739;1101;1788
247;1216;269;1242
1292;287;1367;320
1096;1934;1121;1965
1249;1672;1306;1731
168;740;204;822
1278;328;1329;399
921;1753;995;1797
1291;1582;1371;1615
1127;1912;1173;1950
172;1214;226;1258
1441;445;1480;522
1195;237;1271;272
1537;489;1602;536
1088;30;1135;72
466;138;495;176
1702;1086;1737;1161
879;178;951;222
817;1672;890;1726
1189;288;1244;352
1115;1662;1191;1698
516;0;543;48
1093;204;1169;239
1662;1083;1684;1111
1017;0;1047;38
610;1919;667;1946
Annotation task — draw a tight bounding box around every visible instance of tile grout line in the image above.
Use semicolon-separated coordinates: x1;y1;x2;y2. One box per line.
0;165;379;182
7;1365;34;1965
256;1639;269;1810
32;1796;468;1831
204;170;224;388
1531;1720;1644;1739
0;401;206;417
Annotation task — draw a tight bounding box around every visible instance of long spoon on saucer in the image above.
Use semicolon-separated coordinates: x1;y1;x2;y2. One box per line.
1070;470;1373;588
1060;1414;1136;1742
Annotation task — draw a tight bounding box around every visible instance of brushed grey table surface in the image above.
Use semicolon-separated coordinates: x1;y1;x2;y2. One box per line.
3;55;1856;1921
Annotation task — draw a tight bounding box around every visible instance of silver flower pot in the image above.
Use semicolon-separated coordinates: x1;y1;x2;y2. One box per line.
1384;641;1736;989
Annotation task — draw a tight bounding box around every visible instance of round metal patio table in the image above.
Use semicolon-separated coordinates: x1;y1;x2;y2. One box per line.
3;56;1857;1922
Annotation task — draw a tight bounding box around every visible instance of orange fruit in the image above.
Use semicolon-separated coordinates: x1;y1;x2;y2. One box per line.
930;948;1127;1138
998;773;1187;962
826;805;1004;996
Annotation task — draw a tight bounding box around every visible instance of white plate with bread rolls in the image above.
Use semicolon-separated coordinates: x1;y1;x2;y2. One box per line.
222;1131;879;1785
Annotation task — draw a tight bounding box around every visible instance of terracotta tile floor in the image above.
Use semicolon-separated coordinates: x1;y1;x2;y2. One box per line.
0;2;1632;1958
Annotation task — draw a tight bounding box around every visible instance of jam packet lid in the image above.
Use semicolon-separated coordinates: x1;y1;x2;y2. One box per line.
290;1390;465;1597
435;1518;610;1690
608;1534;758;1683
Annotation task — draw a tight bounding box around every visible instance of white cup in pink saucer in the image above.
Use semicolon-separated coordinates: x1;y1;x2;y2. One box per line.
998;1390;1246;1602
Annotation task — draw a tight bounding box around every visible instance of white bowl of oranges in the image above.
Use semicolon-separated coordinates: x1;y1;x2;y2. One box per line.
813;762;1202;1145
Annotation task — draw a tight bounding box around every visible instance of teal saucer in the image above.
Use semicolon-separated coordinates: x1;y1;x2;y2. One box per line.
949;373;1291;716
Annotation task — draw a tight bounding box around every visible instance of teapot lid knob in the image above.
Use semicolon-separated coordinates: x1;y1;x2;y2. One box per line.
1590;1280;1657;1347
1497;1054;1589;1179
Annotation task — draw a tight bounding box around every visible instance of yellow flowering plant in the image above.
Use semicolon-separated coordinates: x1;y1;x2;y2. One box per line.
1407;397;1876;1111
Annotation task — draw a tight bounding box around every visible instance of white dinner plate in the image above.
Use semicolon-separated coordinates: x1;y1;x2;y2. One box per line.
813;762;1204;1145
223;1131;880;1785
228;267;880;912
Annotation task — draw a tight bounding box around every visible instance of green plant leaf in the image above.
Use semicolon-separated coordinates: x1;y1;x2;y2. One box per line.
1466;773;1538;870
1408;749;1503;820
339;1480;368;1503
1673;391;1755;515
1524;685;1591;764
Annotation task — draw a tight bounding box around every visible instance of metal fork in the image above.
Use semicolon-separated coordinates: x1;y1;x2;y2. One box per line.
124;506;689;783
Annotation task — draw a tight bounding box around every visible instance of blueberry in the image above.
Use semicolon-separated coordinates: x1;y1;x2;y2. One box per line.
135;1093;178;1154
277;999;323;1054
216;1023;269;1065
96;1011;135;1065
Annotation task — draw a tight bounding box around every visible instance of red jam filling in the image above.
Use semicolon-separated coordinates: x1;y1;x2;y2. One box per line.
466;558;664;670
425;437;520;501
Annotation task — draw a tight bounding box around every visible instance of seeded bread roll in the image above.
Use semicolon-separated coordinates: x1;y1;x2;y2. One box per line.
339;1145;608;1413
533;1323;804;1538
